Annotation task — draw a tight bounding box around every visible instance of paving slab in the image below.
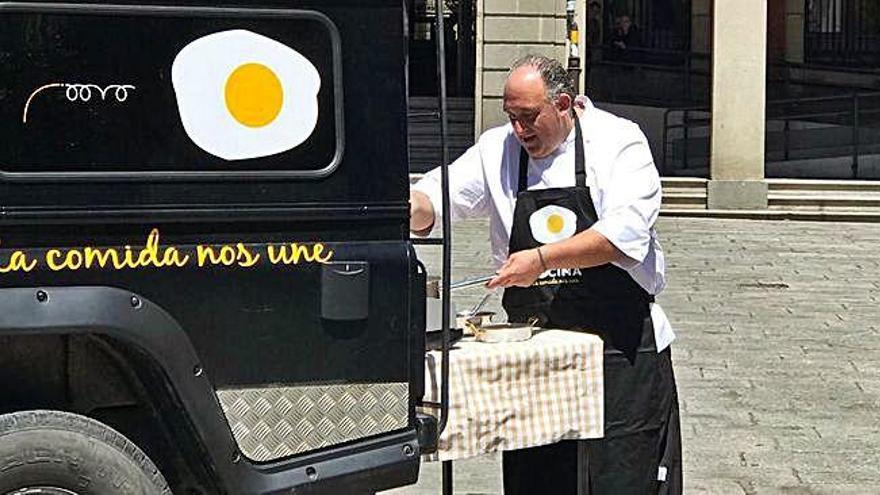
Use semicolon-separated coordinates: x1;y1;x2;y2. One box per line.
384;217;880;494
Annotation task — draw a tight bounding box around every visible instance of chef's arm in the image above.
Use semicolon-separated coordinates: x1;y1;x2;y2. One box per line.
410;191;436;235
539;228;627;269
487;228;626;289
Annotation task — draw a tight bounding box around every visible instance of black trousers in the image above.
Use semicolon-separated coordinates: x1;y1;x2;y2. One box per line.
502;343;682;495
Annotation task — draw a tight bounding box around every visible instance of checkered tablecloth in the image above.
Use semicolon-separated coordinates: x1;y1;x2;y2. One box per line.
423;329;604;462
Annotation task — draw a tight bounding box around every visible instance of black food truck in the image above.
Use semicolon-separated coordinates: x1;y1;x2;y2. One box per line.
0;1;436;493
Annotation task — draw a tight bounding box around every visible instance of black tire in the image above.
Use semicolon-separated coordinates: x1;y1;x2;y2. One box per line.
0;410;171;495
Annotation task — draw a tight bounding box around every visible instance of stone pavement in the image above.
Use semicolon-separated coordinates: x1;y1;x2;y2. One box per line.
385;216;880;494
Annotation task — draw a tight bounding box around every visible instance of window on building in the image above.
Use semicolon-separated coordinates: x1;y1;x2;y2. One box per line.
600;0;691;64
406;0;476;172
407;0;475;97
806;0;880;67
767;0;880;180
587;0;711;178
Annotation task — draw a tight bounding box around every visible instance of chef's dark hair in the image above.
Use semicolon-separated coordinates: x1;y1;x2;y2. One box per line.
508;55;576;105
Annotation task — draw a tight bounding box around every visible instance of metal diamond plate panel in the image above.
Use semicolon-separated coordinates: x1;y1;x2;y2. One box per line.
217;383;409;462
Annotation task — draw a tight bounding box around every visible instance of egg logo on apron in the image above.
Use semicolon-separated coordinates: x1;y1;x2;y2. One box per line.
528;205;583;285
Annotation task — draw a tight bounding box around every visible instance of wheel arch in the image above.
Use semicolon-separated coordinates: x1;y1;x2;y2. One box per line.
0;286;238;492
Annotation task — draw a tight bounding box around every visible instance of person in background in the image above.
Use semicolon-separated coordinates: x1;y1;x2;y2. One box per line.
609;14;641;62
409;55;682;494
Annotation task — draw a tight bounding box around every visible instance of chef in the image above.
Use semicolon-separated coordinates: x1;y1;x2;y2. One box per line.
410;55;682;494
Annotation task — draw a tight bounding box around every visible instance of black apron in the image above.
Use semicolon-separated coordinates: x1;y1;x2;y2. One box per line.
501;118;682;495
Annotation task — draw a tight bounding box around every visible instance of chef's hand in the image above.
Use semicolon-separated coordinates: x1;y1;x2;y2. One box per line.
410;191;435;235
487;248;544;289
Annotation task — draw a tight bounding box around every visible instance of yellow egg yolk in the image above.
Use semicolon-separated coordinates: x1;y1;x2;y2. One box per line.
546;214;565;234
225;63;283;128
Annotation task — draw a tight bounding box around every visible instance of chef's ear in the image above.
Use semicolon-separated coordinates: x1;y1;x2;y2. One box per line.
555;93;573;114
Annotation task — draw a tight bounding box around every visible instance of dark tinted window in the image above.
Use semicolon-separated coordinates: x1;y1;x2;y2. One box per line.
0;8;340;176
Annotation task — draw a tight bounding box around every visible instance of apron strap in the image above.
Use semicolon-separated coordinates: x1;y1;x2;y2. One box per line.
518;146;529;193
517;115;587;194
573;116;586;187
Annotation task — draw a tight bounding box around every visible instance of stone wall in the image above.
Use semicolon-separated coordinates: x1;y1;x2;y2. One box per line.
475;0;568;134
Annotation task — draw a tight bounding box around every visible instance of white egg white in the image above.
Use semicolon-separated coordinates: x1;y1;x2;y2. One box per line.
528;205;578;244
172;29;321;161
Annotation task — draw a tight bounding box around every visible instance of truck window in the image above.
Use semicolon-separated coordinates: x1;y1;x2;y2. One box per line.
0;8;343;179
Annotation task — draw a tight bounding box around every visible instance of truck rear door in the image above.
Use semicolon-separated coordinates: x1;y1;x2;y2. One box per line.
0;1;428;493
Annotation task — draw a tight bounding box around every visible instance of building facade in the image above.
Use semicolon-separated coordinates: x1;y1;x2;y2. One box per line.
409;1;880;211
471;0;880;211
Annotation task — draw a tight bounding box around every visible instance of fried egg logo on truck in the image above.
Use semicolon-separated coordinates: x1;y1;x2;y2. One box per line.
172;29;321;161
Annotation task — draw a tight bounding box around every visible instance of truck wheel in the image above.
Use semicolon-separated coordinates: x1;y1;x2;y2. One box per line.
0;410;171;495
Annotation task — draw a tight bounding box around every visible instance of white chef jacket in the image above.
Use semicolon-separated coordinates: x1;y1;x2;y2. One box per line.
412;97;675;351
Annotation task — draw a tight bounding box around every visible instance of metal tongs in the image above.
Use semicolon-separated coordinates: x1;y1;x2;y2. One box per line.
444;274;494;291
448;276;495;316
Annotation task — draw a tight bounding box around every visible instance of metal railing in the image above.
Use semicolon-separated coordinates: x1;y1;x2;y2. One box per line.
591;45;880;111
661;92;880;179
770;92;880;178
661;105;709;175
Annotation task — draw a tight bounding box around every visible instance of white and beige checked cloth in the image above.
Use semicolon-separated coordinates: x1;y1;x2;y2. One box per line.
423;329;604;462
